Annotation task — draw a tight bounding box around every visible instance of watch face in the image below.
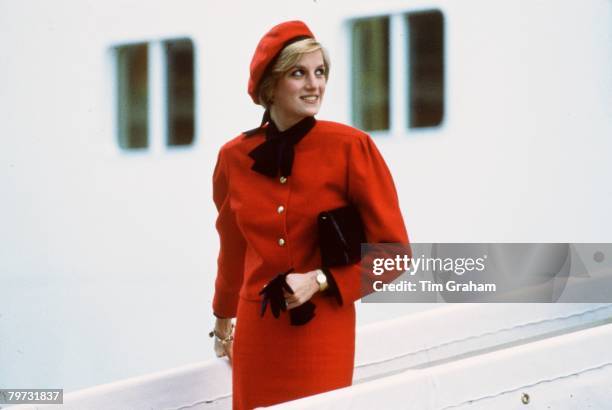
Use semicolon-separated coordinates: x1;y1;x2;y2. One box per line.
316;272;328;292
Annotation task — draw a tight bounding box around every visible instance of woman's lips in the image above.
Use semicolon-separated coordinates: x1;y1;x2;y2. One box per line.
300;95;319;103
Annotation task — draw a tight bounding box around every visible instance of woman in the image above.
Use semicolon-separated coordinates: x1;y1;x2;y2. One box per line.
210;21;408;409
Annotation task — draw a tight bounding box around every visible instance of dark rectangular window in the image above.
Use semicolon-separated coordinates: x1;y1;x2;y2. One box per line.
116;44;148;149
165;39;195;146
407;11;445;128
351;17;390;132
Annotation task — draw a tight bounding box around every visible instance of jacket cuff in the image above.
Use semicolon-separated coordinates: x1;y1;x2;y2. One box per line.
320;268;343;306
212;288;240;318
213;312;234;319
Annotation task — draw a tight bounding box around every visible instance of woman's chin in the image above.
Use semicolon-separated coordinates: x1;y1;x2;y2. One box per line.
299;106;320;117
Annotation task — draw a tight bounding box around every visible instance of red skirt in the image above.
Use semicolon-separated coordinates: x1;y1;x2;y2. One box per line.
232;293;355;409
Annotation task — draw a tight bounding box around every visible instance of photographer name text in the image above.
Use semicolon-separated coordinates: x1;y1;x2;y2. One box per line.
373;280;497;293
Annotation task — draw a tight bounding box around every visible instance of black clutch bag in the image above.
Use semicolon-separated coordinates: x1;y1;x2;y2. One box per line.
318;205;366;267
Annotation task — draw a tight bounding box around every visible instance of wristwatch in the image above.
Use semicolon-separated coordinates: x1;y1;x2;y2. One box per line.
315;270;328;292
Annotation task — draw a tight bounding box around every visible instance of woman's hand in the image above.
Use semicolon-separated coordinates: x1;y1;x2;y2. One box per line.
212;318;234;362
284;270;319;310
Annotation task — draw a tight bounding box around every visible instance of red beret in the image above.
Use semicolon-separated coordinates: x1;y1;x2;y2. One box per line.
248;21;315;104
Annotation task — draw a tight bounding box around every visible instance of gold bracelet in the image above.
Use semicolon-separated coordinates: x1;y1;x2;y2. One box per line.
209;324;235;345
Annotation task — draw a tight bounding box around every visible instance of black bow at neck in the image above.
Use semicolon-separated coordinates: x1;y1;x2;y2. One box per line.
248;115;316;178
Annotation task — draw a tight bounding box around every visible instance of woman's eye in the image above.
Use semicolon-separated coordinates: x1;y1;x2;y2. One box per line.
289;68;325;78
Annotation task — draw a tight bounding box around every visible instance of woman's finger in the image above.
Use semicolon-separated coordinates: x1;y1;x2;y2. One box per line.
286;298;304;310
284;293;298;303
214;338;227;357
225;342;233;364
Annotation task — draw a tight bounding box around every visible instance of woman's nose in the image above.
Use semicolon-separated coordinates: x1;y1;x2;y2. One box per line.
304;73;317;88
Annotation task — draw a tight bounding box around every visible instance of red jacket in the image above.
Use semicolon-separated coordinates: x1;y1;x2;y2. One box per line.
212;119;408;317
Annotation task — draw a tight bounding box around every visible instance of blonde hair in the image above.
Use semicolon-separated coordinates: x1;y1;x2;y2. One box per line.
258;38;330;108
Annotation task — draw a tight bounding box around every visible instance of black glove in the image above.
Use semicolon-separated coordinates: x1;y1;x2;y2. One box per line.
259;269;294;319
288;301;316;326
259;269;316;326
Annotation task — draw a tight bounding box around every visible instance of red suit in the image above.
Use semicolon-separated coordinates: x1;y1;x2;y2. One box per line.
212;119;408;409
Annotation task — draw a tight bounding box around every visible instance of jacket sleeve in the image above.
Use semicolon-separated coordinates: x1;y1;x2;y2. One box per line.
211;148;247;318
325;133;410;305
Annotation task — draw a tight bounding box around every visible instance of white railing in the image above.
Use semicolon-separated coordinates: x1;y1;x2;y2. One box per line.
8;304;611;410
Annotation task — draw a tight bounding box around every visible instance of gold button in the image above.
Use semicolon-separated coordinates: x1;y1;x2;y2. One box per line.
277;205;285;214
278;238;286;246
279;176;287;184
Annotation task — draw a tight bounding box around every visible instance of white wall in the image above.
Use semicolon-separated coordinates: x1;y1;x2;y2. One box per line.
0;0;610;392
